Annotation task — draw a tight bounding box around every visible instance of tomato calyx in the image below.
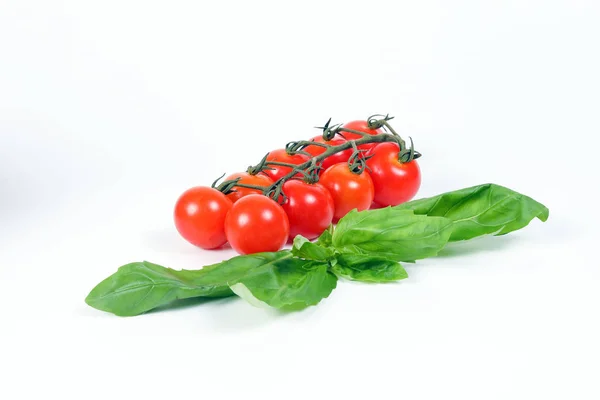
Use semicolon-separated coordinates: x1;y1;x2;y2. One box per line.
211;173;238;194
346;141;373;175
212;173;270;196
367;113;395;130
246;153;273;176
315;117;343;141
396;137;422;164
298;162;322;184
284;141;312;158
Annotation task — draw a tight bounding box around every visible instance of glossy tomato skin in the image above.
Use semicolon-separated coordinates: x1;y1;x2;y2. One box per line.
303;135;353;172
174;187;233;249
225;172;274;203
341;120;383;151
225;194;290;255
264;149;310;181
366;142;421;206
319;163;375;222
281;180;335;241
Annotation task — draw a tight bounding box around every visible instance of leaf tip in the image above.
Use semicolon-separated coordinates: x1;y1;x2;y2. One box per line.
538;206;550;222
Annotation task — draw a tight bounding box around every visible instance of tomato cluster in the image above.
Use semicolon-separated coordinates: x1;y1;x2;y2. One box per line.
173;119;421;255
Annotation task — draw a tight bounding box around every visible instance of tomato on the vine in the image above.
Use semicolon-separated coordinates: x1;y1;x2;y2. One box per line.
281;180;334;241
341;120;383;151
264;149;309;181
366;142;421;206
304;135;353;172
225;194;289;255
319;163;374;221
174;187;232;249
224;172;273;203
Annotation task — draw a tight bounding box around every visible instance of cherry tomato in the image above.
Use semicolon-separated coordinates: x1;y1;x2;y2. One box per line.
319;163;374;221
264;149;310;181
366;142;421;206
225;194;290;255
281;180;334;241
174;187;233;249
225;172;274;203
341;120;383;151
303;135;353;172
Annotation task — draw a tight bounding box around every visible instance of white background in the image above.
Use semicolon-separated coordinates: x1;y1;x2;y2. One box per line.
1;1;599;399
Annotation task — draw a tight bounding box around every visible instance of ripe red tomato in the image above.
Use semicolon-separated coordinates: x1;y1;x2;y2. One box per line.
224;172;274;203
366;142;421;206
281;180;334;240
174;187;233;249
225;194;290;255
264;149;310;181
319;163;375;221
341;120;383;151
304;135;353;172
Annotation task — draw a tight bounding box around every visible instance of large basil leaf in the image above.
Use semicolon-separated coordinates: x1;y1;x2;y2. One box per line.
396;184;549;241
231;258;337;311
332;208;453;262
85;252;293;316
332;254;407;283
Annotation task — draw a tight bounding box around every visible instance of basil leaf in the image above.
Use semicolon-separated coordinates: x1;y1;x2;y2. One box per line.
85;252;293;316
332;208;453;262
332;254;408;283
316;225;334;247
192;251;293;288
231;258;337;311
292;235;335;261
396;184;549;241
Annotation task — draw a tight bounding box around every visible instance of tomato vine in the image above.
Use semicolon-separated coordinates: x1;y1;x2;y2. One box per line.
213;114;421;203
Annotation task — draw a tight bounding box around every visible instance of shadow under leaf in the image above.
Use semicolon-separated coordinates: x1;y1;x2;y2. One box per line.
146;295;238;315
436;234;519;259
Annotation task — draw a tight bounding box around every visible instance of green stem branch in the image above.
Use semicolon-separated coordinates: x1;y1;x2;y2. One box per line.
269;133;397;189
216;116;420;201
